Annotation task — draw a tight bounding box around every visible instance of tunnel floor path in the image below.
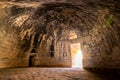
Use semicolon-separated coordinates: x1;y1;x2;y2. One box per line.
0;68;119;80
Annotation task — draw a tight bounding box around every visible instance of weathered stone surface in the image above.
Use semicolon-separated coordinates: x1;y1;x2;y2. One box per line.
0;0;120;69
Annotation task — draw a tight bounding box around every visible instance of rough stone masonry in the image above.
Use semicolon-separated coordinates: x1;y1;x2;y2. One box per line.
0;0;120;69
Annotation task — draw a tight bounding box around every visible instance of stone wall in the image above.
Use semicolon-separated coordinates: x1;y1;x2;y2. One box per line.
0;1;120;69
0;8;30;68
33;40;71;67
81;13;120;69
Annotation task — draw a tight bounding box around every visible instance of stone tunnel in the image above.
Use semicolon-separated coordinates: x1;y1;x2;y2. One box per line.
0;0;120;80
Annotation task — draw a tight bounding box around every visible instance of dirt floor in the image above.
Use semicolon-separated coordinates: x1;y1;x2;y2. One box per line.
0;68;119;80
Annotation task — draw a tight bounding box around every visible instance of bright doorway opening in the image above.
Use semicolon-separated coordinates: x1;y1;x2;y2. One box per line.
70;43;83;68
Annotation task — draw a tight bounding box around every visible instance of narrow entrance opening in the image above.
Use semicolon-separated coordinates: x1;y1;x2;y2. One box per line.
70;43;83;68
29;49;36;67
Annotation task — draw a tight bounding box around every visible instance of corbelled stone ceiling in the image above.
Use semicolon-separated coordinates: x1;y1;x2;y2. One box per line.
0;0;120;69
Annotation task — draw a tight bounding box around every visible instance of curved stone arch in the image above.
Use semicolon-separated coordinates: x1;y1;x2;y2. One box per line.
1;1;120;68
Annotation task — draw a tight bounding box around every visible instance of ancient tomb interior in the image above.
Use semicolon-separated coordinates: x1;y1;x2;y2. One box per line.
0;0;120;80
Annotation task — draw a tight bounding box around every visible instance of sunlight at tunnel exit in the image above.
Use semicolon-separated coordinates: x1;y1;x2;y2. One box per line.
70;43;83;69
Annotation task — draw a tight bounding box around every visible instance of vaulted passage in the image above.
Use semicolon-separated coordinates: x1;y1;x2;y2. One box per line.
0;0;120;80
